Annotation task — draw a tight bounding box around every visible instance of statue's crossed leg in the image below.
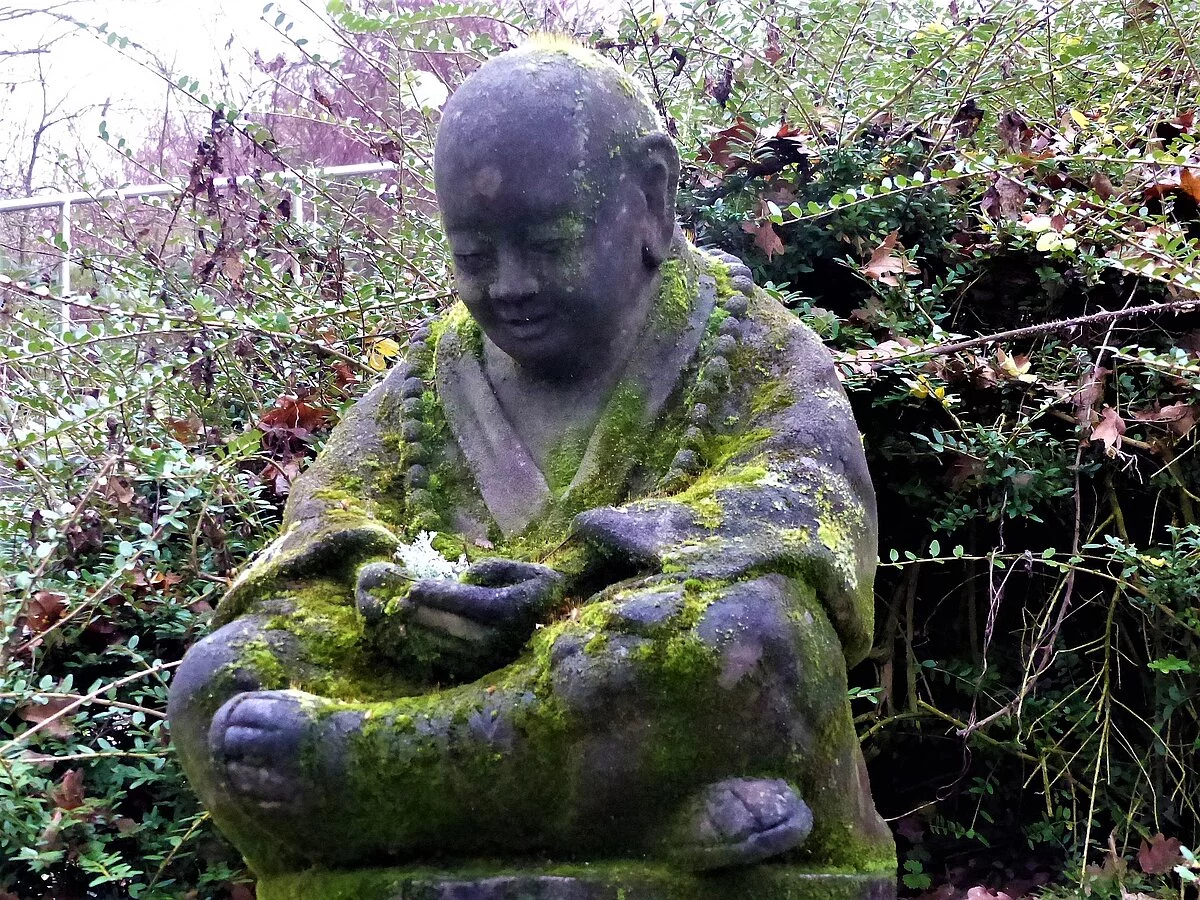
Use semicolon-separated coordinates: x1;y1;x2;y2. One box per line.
172;574;863;872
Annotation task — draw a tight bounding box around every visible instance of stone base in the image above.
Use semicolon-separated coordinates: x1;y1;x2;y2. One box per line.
257;861;897;900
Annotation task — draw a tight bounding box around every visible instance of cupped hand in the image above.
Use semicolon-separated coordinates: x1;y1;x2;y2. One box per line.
357;557;562;677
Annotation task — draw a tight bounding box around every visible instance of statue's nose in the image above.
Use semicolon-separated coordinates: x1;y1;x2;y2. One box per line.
488;246;538;302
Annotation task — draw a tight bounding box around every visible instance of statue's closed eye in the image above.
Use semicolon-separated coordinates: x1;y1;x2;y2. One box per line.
454;251;494;274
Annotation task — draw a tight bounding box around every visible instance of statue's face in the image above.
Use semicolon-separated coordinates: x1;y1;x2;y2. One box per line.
438;146;659;378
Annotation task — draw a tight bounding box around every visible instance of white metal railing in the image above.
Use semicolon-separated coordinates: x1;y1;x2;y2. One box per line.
0;161;398;317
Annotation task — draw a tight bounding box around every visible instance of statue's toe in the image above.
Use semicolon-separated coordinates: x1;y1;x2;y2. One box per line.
671;778;812;871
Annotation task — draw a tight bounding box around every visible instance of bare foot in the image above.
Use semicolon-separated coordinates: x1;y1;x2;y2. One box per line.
670;778;812;871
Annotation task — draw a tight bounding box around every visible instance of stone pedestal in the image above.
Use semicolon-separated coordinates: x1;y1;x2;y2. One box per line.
257;862;897;900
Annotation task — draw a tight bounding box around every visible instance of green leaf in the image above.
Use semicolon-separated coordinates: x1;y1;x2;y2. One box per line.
1149;656;1194;674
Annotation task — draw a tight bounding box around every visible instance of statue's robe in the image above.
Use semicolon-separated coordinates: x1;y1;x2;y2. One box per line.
189;240;893;873
220;242;875;656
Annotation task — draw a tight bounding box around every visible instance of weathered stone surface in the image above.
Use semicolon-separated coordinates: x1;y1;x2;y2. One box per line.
257;865;897;900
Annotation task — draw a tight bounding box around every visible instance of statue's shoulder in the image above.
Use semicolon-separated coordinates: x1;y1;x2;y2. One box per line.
698;247;822;350
357;302;475;426
694;247;842;403
291;309;454;506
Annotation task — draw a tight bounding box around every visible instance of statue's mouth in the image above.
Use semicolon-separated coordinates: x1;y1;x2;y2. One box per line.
499;308;553;337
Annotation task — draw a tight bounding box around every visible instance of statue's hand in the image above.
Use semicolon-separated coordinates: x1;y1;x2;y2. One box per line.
209;689;312;814
409;557;562;644
359;558;559;676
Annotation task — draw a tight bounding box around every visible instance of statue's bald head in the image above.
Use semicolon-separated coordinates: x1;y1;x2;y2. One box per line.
433;40;682;378
434;40;674;214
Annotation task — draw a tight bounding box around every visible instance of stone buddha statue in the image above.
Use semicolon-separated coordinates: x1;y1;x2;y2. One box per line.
168;38;896;900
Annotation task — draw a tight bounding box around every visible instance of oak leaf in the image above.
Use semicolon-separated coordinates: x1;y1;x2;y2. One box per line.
863;231;919;286
1090;406;1127;455
741;219;785;260
1138;833;1183;874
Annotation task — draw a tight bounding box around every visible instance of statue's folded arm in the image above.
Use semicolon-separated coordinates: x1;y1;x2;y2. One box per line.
572;275;878;666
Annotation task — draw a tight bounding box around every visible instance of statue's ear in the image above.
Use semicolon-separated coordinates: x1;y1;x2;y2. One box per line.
631;132;680;264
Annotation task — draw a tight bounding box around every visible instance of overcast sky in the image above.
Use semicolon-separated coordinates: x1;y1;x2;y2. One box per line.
0;0;335;194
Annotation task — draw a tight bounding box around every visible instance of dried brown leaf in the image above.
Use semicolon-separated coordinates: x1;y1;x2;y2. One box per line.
115;817;139;835
982;175;1029;220
1090;406;1127;455
863;230;919;286
259;397;332;433
1125;0;1159;26
966;888;1013;900
947;453;986;489
51;768;85;810
997;109;1031;153
995;348;1035;382
16;697;76;739
1180;167;1200;203
701;117;754;167
1138;833;1183;874
25;591;67;632
1073;365;1108;421
1091;173;1115;200
764;22;782;64
103;475;135;510
39;809;63;851
167;413;204;444
741;218;785;260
